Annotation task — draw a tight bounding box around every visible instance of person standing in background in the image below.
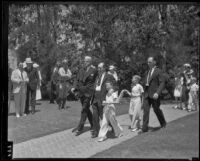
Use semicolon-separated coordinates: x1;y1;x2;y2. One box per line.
33;63;42;101
188;77;199;112
11;62;29;117
173;72;184;109
181;63;194;111
24;57;40;115
50;61;61;104
57;59;72;110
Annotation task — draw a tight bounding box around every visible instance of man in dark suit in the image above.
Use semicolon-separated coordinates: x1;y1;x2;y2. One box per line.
71;56;98;136
24;58;39;114
90;62;117;138
50;61;60;104
139;56;167;134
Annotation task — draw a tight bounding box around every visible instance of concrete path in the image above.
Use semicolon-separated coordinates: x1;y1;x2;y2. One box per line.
13;105;196;158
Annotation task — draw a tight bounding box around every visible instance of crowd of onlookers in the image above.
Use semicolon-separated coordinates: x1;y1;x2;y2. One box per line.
172;63;199;112
10;58;42;117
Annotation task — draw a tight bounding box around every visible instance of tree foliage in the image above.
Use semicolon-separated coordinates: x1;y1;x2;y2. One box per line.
8;4;200;98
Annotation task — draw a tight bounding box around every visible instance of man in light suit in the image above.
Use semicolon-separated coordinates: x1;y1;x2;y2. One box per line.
11;62;29;117
139;56;167;134
90;62;117;138
71;56;98;136
24;58;40;115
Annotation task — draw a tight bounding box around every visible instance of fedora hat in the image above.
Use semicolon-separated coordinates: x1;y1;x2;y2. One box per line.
25;57;33;64
109;65;115;70
33;63;39;68
183;63;191;68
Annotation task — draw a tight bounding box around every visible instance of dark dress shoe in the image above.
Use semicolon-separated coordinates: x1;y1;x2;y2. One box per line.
31;111;35;114
91;132;98;138
161;123;167;128
72;127;78;133
138;129;148;135
75;130;83;136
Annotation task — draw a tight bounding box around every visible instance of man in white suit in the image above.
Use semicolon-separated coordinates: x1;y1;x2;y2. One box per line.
11;62;29;117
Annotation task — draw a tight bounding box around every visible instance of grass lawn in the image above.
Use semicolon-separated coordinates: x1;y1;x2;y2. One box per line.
91;112;199;159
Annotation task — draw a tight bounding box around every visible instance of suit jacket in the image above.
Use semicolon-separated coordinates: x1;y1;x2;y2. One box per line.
24;66;39;90
73;65;98;98
143;67;165;99
91;72;117;104
11;68;29;93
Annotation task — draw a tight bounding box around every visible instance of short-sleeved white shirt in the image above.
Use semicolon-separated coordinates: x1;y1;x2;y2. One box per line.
131;84;144;97
106;91;118;103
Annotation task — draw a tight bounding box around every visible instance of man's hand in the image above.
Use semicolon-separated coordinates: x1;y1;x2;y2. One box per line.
153;93;159;100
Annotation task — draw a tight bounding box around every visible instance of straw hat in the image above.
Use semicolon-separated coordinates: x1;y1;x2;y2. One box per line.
25;57;33;64
183;63;191;68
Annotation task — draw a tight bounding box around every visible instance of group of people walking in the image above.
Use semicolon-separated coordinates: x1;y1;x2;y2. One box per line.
69;56;167;142
11;58;42;117
173;63;199;112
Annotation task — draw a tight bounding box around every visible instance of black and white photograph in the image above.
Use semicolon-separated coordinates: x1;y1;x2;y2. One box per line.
2;1;199;159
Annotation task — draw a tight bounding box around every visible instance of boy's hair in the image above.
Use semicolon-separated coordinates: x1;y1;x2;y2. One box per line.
133;75;141;81
105;81;113;86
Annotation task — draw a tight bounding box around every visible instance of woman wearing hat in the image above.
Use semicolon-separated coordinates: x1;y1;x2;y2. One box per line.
11;62;29;117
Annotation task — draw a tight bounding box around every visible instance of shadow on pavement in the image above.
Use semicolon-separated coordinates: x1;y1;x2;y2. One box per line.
148;126;161;132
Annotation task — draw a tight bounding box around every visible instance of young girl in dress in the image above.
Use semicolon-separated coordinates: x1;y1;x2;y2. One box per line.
122;75;144;132
173;73;183;109
98;81;123;142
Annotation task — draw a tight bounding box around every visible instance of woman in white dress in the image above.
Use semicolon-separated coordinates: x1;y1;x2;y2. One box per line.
98;81;123;142
33;63;42;101
122;75;144;132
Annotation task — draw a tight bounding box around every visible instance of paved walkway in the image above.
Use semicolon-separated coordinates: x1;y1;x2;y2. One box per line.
13;105;196;158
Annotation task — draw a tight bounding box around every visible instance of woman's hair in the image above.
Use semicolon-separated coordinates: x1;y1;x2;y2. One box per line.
133;75;141;82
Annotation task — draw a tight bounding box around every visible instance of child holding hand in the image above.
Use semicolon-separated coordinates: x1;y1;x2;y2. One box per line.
122;75;144;132
98;81;123;142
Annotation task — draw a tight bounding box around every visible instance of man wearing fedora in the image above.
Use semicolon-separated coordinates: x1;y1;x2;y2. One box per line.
24;57;40;114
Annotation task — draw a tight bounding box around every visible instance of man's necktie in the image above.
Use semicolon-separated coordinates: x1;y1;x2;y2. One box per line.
97;73;102;86
21;71;24;81
146;68;152;86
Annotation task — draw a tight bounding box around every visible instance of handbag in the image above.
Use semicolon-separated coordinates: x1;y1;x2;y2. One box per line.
36;87;42;100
